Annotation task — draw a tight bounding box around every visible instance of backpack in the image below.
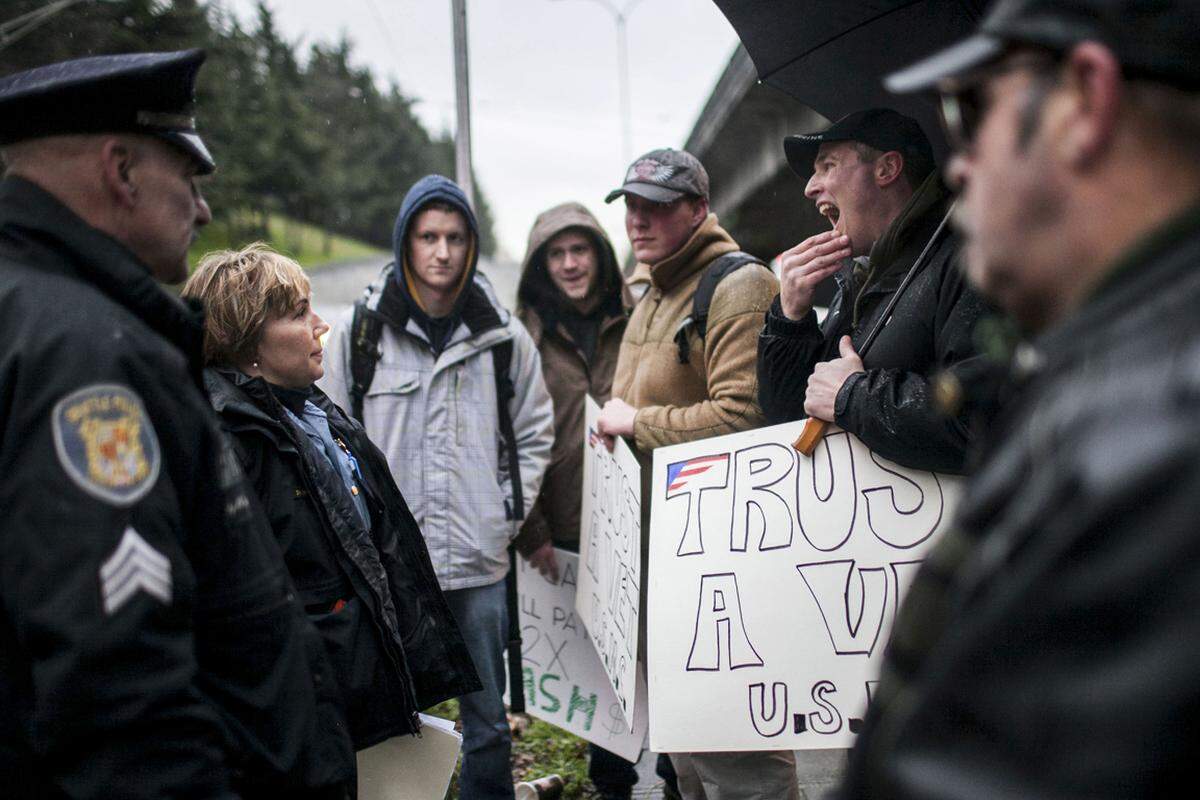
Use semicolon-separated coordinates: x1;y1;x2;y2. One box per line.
347;292;529;711
672;250;765;364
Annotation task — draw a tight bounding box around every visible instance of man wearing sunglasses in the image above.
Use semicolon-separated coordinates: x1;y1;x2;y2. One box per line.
757;109;988;474
833;1;1200;797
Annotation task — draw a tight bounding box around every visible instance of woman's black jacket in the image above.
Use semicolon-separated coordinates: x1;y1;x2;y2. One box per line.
204;368;481;748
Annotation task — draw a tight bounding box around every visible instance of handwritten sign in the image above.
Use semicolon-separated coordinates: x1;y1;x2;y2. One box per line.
647;423;961;751
576;396;642;727
508;549;647;762
358;714;461;800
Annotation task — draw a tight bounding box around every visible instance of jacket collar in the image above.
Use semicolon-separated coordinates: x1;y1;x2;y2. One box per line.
206;368;283;423
1034;202;1200;369
646;213;739;293
203;367;302;452
866;172;949;276
376;264;506;346
851;176;952;325
0;176;207;374
521;303;626;350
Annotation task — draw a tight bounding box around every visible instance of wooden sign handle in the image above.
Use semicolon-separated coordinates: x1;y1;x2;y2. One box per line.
792;417;829;456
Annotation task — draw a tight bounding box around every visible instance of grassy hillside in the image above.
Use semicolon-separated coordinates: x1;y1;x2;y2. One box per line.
189;212;385;271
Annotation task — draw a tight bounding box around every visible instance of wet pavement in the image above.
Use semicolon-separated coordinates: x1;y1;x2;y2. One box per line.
629;749;845;800
308;254;521;327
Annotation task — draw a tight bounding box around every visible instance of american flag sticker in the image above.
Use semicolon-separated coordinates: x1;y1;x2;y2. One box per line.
588;427;602;448
666;454;730;492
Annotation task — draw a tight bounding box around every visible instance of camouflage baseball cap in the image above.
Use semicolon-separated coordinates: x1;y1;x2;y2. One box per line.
604;148;709;204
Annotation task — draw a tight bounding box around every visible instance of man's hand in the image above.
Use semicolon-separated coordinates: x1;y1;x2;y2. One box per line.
596;398;637;451
525;541;560;583
804;336;864;422
779;231;851;320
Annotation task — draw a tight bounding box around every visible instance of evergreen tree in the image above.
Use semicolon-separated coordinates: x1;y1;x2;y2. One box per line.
0;0;497;256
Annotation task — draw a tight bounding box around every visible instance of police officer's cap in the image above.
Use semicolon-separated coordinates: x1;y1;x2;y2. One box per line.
0;49;215;174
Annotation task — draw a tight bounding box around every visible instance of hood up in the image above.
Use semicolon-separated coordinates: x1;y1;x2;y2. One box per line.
517;201;625;328
391;174;480;326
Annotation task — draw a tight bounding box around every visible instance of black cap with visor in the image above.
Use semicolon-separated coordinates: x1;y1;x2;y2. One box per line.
783;108;936;181
0;49;215;174
886;0;1200;95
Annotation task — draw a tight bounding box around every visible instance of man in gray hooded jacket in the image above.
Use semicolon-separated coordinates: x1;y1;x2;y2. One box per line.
321;175;554;800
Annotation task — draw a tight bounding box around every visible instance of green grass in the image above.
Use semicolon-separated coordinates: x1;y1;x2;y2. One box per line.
426;700;600;800
188;211;384;271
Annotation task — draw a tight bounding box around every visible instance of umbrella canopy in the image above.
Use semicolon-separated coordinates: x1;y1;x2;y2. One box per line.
713;0;989;161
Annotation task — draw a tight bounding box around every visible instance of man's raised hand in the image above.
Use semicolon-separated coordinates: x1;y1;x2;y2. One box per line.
779;231;851;320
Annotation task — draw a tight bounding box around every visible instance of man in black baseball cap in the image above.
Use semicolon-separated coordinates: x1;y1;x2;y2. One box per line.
0;51;356;798
757;107;986;474
833;3;1200;798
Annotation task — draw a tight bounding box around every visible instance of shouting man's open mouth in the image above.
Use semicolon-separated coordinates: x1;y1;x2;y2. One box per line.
818;201;841;230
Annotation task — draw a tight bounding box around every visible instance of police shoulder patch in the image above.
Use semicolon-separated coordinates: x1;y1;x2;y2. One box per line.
52;383;162;507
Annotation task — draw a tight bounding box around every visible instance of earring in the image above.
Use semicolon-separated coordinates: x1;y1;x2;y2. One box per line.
252;361;259;369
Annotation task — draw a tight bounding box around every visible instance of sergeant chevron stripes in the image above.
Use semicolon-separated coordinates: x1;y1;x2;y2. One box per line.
100;526;172;614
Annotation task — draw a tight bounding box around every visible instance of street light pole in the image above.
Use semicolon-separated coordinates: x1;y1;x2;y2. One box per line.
450;0;474;207
556;0;647;162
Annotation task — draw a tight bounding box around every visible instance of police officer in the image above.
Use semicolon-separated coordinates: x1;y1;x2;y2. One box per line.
0;51;354;798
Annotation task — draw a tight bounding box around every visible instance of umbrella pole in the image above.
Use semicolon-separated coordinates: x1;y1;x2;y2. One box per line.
793;202;957;456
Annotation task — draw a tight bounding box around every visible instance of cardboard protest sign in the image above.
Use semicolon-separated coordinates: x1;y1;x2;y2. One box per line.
507;549;647;762
576;396;642;727
648;423;961;751
357;713;461;800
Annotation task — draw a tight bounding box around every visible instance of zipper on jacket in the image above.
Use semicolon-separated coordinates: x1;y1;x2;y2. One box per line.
454;366;462;445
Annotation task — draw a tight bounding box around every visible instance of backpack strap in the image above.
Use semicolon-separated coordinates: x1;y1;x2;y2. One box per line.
490;338;523;522
674;250;765;364
491;337;528;712
348;295;385;422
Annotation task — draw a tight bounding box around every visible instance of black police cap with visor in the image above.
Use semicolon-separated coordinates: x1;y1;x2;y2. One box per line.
0;49;215;175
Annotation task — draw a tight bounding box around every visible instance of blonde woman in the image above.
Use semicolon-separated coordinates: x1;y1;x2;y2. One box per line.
183;244;479;754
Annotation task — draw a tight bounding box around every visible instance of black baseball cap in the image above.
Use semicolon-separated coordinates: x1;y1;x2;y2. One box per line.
0;50;215;174
605;148;710;204
886;0;1200;94
783;108;936;181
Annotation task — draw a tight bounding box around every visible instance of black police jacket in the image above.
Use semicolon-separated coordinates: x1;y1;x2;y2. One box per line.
0;177;353;799
205;369;481;749
837;205;1200;799
756;179;987;473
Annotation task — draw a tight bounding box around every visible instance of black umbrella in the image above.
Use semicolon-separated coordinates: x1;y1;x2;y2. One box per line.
712;0;989;159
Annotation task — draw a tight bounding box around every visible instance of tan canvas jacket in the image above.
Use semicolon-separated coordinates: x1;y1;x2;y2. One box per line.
613;213;778;454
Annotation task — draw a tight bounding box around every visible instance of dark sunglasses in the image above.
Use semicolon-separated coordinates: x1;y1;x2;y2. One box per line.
939;53;1062;151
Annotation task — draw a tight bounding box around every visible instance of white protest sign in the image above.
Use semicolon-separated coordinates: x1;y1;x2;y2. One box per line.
507;549;647;763
576;396;642;727
357;713;461;800
648;423;961;751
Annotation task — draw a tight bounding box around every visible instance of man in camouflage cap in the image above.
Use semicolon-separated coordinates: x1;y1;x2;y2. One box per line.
597;149;798;800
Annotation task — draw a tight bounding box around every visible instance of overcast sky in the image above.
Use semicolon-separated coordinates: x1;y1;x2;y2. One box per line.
221;0;740;262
